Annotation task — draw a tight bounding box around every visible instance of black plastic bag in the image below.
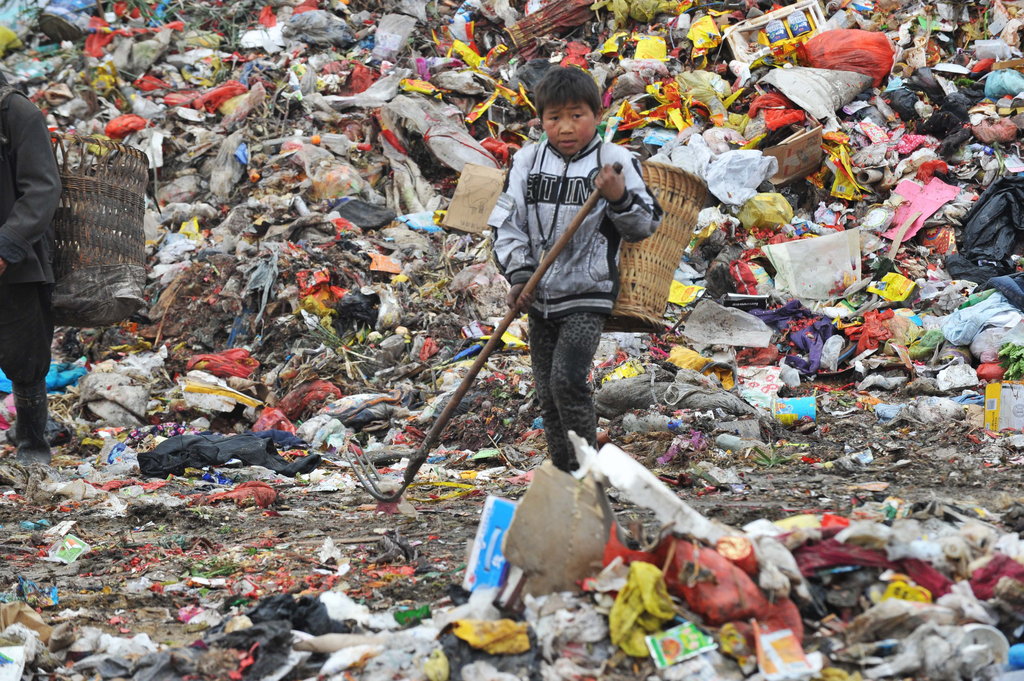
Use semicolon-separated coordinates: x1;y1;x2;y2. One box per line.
945;176;1024;283
53;264;146;327
884;88;920;121
332;198;396;229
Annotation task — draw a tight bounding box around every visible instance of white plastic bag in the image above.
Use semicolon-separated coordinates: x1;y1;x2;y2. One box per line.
705;150;777;206
762;229;862;300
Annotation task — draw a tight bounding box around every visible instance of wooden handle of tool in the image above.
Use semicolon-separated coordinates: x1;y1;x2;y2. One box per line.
514;161;624;309
403;162;623;482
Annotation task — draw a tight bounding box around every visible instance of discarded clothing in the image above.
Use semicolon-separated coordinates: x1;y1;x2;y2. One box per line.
749;300;835;375
139;434;321;478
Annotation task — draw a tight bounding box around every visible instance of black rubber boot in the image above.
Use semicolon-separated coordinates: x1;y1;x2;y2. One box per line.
13;381;51;464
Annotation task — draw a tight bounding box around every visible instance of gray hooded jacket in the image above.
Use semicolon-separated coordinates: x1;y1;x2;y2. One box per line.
489;135;661;318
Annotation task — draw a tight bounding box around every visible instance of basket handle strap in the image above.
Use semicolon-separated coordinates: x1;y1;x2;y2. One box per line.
50;132;69;175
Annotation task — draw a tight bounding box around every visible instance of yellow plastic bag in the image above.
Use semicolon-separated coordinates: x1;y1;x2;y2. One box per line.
668;281;704;306
0;26;23;57
635;35;667;60
423;649;450;681
667;346;734;389
591;0;678;27
676;70;730;124
687;15;722;51
737;193;793;230
867;272;916;302
609;561;675;657
450;619;530;655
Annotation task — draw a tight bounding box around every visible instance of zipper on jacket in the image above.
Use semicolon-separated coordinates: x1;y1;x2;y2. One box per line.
542;156;570;319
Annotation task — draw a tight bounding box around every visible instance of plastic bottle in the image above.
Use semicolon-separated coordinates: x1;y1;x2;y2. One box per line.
821;335;844;372
1009;643;1024;670
975;38;1014;61
622;413;686;433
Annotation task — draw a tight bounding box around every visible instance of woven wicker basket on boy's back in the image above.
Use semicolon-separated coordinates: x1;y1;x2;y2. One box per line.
606;162;707;332
51;134;149;327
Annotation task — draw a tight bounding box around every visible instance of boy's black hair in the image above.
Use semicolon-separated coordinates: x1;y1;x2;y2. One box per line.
534;67;602;118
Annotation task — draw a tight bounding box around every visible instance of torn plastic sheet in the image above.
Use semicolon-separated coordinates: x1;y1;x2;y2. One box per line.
761;67;873;124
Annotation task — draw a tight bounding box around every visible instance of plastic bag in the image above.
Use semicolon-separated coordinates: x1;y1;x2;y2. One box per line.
376;286;401;331
186;348;260;379
210;130;245;200
384;95;499;171
761;67;873;123
946;176;1024;282
705;150;778;206
974;118;1018;144
677;70;730;123
310;162;364;201
799;29;895;87
105;114;149;140
908;328;944;361
761;229;861;300
942;292;1018;346
592;0;677;27
649;133;713;179
737;193;793;229
54;264;146;328
985;68;1024;99
372;13;417;61
281;10;355;48
252;407;296;433
277;380;343;420
971;325;1013;363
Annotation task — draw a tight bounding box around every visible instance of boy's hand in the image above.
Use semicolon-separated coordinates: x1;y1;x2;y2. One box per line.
507;283;534;312
595;163;626;204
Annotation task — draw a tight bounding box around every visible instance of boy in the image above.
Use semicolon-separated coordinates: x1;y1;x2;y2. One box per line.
489;66;662;472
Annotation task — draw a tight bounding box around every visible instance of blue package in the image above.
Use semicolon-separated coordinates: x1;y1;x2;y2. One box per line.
463;496;517;591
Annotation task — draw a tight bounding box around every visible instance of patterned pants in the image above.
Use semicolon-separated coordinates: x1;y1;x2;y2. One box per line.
528;311;605;472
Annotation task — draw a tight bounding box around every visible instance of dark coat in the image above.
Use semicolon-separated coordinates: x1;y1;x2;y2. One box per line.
0;91;61;284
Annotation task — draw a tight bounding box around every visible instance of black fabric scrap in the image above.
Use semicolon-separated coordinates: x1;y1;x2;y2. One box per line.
207;620;292;680
246;594;350;636
139;434;321;478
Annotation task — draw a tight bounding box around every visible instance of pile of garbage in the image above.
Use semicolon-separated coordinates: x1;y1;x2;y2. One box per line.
3;0;1024;677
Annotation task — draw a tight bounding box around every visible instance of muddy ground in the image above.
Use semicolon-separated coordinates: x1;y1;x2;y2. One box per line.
2;384;1021;680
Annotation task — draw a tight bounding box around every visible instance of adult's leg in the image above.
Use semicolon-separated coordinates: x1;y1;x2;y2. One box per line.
0;283;54;463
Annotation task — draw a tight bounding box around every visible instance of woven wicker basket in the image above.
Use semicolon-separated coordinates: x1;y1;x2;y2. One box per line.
606;162;707;332
51;134;149;327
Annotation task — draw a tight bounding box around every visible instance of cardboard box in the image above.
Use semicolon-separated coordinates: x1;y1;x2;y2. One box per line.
442;163;507;234
463;495;517;591
763;125;823;185
722;0;826;64
985;381;1024;431
502;461;614;597
993;57;1024;71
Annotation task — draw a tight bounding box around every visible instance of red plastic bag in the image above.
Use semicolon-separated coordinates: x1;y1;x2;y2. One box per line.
191;80;248;112
277;380;342;420
799;29;895;88
202;481;278;508
252;407;296;433
604;527;803;638
105;114;149;139
186;348;260;379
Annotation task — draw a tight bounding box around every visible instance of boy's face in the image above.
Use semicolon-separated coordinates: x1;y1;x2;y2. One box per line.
542;101;598;157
